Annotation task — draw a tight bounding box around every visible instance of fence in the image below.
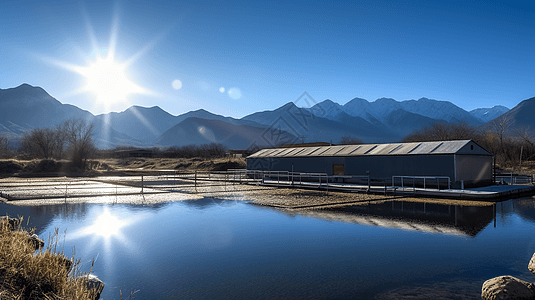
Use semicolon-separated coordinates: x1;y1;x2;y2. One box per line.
392;176;451;190
495;173;534;185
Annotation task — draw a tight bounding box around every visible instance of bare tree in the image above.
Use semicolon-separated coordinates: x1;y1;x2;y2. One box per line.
403;122;480;143
514;126;535;163
0;134;10;158
490;115;513;158
61;119;96;168
19;128;63;159
339;135;363;145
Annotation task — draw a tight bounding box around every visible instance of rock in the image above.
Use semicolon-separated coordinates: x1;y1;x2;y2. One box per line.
481;275;535;300
80;274;104;300
26;233;45;251
528;253;535;276
0;216;21;231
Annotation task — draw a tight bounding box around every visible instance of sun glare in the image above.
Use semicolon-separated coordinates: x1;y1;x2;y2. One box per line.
80;56;144;105
43;11;153;112
82;208;127;239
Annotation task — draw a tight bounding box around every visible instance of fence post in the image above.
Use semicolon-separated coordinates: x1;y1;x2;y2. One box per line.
141;175;144;194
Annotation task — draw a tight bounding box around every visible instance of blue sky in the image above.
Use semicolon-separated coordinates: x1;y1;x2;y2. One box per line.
0;0;533;117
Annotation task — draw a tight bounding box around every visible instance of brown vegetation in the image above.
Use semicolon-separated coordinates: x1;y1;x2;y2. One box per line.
403;122;535;171
0;217;98;300
0;156;247;177
338;135;363;145
19;119;96;169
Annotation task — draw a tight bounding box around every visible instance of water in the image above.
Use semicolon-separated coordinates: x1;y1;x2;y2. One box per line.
2;197;535;299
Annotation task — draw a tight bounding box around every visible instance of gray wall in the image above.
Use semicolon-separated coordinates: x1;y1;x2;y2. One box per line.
455;155;492;185
247;154;493;187
247;154;455;179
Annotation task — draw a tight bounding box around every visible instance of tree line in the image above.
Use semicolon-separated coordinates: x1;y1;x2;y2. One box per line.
96;143;228;159
18;119;96;168
402;118;535;168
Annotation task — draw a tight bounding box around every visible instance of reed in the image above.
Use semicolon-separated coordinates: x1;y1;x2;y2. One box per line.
0;217;98;300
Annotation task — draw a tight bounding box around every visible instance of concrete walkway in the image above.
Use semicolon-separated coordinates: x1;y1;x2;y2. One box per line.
257;179;535;200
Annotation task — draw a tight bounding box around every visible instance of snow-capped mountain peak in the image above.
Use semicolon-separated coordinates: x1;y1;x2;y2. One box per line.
469;105;510;123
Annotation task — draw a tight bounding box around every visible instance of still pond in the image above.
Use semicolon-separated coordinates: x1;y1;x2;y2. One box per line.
2;197;535;299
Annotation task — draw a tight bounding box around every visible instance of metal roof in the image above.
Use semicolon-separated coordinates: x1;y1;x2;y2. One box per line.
247;140;492;158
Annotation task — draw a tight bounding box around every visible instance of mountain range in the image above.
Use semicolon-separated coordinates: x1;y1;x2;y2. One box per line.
0;83;530;150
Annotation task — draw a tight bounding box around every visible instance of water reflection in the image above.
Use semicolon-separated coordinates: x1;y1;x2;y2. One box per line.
284;200;496;237
71;207;130;239
2;196;535;299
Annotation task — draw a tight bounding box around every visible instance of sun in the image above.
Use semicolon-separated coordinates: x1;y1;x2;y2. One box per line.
42;11;153;112
79;55;145;105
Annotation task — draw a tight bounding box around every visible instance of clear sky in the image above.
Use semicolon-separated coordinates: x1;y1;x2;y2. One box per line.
1;0;533;117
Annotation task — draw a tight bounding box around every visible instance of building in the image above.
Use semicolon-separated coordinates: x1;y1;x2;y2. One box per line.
246;140;493;188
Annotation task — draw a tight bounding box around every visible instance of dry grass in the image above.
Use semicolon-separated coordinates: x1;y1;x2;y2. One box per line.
0;217;98;300
0;157;246;177
98;156;246;172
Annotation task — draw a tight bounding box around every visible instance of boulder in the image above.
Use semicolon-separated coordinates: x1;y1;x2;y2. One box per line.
0;216;21;230
481;275;535;300
27;233;45;251
528;253;535;276
80;274;104;300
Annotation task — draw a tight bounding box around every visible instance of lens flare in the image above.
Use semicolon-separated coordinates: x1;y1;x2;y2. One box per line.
172;79;183;90
228;87;242;100
198;126;216;142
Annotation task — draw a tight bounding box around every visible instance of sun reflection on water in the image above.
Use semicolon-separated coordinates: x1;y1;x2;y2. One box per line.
82;208;126;239
69;206;138;250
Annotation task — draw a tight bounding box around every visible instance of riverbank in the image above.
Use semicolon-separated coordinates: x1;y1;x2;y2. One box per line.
0;216;103;300
0;175;502;210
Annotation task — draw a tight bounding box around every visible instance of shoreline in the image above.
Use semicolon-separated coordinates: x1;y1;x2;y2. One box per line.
0;175;504;209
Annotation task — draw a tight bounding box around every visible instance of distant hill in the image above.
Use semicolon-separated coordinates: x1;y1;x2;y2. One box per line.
484;97;535;132
311;97;484;133
0;84;93;129
470;105;510;123
0;84;143;148
154;117;297;149
96;105;178;142
0;83;520;149
242;102;397;143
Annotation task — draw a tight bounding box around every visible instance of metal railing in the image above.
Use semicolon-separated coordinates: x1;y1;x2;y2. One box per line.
392;176;451;190
495;173;534;185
